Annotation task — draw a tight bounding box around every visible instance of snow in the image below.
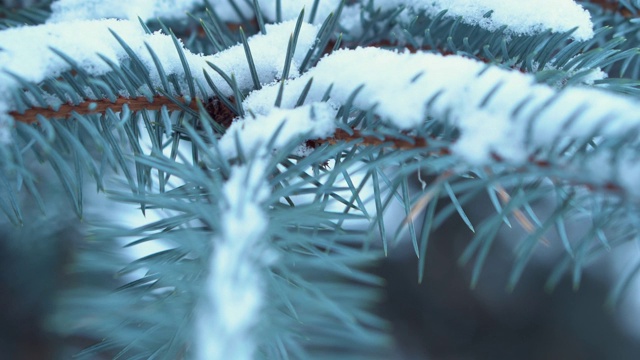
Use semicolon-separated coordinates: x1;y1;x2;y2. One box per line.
218;102;337;158
195;158;276;360
240;47;640;196
407;0;594;41
265;0;594;41
452;110;525;165
48;0;204;23
0;18;319;123
48;0;256;22
0;19;143;85
49;0;593;41
47;0;332;27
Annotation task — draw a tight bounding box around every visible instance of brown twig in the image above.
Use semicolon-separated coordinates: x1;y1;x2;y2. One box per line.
9;95;198;123
325;128;429;149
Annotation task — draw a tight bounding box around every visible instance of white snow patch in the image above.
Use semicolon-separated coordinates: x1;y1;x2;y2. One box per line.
410;0;594;41
48;0;204;22
451;111;527;164
48;0;256;23
0;19;142;86
219;102;337;158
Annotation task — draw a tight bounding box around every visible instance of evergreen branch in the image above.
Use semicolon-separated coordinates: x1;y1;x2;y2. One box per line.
0;3;50;28
315;130;631;197
3;1;640;358
242;46;640;141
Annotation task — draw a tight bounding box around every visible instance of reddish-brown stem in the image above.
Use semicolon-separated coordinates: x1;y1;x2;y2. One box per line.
9;96;197;123
318;130;624;197
325;128;429;149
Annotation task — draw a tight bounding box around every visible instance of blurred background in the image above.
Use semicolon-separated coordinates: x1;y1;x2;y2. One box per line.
3;150;640;360
375;183;640;360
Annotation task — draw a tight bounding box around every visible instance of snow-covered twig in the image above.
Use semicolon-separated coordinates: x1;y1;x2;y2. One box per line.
262;0;594;40
239;47;640;194
0;18;318;124
195;157;275;360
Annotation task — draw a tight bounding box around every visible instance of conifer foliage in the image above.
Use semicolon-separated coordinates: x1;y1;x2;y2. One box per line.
1;0;640;358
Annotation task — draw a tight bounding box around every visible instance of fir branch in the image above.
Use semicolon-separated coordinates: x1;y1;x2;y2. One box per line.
3;1;640;358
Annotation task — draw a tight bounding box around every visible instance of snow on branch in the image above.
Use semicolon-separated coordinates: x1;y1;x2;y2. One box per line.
219;103;338;158
48;0;255;22
267;0;594;41
48;0;204;22
47;0;594;44
240;47;640;195
195;158;275;360
0;18;318;127
403;0;594;41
